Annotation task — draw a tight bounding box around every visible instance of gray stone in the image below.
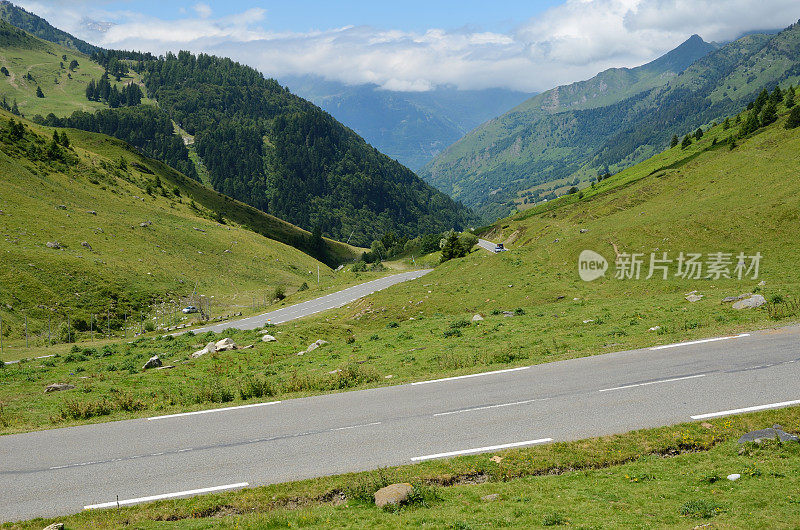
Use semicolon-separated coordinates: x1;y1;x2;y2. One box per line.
214;338;238;351
471;314;484;322
727;473;741;481
580;229;589;233
44;383;75;393
482;494;500;501
685;294;703;303
140;221;152;228
374;483;413;508
43;523;65;530
738;425;799;444
306;339;329;353
45;241;61;249
261;334;277;342
722;293;752;303
502;311;515;317
81;241;92;250
142;355;162;370
732;294;766;310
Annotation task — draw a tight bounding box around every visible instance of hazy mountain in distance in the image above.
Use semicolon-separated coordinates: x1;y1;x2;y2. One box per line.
283;75;533;171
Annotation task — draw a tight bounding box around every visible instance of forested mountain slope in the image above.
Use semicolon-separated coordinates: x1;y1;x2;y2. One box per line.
422;24;800;221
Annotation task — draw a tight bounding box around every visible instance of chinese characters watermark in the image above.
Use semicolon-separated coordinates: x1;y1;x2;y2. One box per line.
579;251;761;281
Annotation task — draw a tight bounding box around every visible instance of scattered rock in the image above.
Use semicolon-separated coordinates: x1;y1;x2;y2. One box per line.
583;319;595;324
580;228;589;233
81;241;92;250
139;221;152;228
305;339;329;353
155;365;175;370
685;294;703;303
87;210;97;215
758;280;766;287
648;326;661;331
44;383;75;393
554;238;560;243
43;523;65;530
191;342;218;358
261;334;277;343
45;241;61;249
384;375;394;379
471;314;484;322
142;355;162;370
722;293;752;303
296;351;304;356
502;311;515;317
374;483;413;508
55;205;67;210
481;494;500;502
701;422;714;429
242;344;254;350
727;473;741;481
738;425;799;444
556;295;566;300
214;338;238;351
732;294;766;310
193;227;206;233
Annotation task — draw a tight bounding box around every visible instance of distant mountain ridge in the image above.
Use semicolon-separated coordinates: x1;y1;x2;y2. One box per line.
284;75;532;171
0;1;101;55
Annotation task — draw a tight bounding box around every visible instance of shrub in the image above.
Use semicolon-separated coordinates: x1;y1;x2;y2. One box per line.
60;399;113;420
298;282;309;292
273;286;286;301
143;320;156;333
386;321;399;328
443;329;462;338
351;261;368;272
238;377;278;400
542;512;567;526
449;319;471;329
195;382;235;404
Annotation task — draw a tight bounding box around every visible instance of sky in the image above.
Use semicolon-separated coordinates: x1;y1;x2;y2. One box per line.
16;0;800;92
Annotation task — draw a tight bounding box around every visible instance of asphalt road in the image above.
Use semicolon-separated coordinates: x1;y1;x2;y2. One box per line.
185;269;432;335
3;325;799;522
477;238;497;253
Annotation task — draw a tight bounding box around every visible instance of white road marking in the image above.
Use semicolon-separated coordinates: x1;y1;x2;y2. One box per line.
331;421;382;431
599;374;706;393
84;482;249;510
691;399;800;420
411;366;531;386
412;438;553;461
433;398;548;417
147;401;281;420
650;333;750;350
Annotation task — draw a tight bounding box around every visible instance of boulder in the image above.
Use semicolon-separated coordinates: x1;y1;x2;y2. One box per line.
471;314;484;322
142;355;162;370
214;338;238;351
44;383;75;393
732;294;766;310
727;473;741;481
737;425;799;444
45;241;61;249
685;294;703;303
43;524;64;530
722;293;752;303
374;483;413;508
261;334;277;343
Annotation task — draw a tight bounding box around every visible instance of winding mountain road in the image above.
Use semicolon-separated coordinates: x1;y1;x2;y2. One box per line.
2;324;799;522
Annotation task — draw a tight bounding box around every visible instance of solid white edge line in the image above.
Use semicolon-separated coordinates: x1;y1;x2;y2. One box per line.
691;399;800;420
84;482;249;510
411;366;531;386
411;438;553;461
599;374;706;392
650;333;750;350
147;401;281;420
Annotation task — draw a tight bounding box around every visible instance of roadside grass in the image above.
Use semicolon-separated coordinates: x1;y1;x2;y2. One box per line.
7;406;800;528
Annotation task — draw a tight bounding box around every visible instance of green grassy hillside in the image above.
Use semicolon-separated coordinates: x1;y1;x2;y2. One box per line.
422;23;800;221
0;110;363;352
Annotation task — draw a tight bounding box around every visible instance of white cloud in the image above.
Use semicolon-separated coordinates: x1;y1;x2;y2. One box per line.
16;0;800;92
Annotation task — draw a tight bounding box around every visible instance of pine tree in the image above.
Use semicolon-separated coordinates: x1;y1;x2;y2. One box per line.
723;117;731;130
694;128;704;140
670;134;679;148
753;89;769;113
36;86;44;98
786;86;796;109
60;132;69;148
681;135;692;149
761;101;778;127
740;110;761;137
770;86;784;104
11;99;20;116
86;79;96;101
786;106;800;129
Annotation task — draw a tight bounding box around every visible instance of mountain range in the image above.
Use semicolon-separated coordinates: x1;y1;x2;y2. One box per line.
421;25;800;221
283;75;532;171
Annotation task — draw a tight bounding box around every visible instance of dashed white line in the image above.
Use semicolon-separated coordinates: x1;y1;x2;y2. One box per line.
411;438;553;461
650;333;750;350
691;399;800;420
146;401;281;420
411;366;531;386
599;374;707;393
331;421;382;431
84;482;249;510
433;398;547;417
